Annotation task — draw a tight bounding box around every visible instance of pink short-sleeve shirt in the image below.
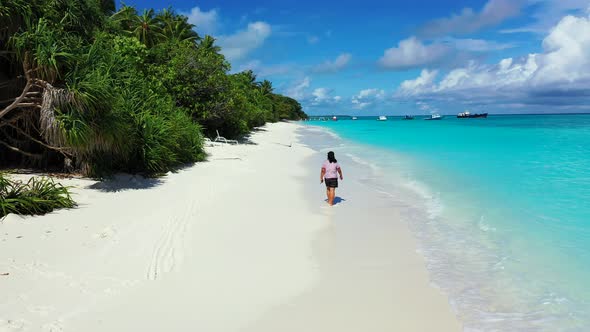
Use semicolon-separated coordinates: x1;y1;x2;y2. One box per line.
322;160;340;179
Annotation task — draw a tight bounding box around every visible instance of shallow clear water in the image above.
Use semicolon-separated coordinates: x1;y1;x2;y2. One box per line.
306;114;590;331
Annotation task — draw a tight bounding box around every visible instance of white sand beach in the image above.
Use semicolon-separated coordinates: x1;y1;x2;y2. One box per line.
0;122;461;331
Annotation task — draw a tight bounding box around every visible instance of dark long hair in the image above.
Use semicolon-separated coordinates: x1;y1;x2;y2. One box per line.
327;151;337;163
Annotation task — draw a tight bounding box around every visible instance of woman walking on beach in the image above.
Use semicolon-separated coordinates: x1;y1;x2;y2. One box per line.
321;151;343;206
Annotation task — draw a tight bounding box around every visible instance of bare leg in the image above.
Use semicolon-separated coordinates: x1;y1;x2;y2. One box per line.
328;188;336;206
326;188;330;202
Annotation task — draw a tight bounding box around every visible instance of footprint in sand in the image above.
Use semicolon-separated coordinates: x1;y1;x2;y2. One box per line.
0;318;29;331
93;226;117;240
41;320;64;332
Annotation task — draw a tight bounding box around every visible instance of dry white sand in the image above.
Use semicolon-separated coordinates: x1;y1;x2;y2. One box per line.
0;122;461;331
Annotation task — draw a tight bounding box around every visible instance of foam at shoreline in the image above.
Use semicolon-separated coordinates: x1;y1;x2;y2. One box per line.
300;122;589;331
243;124;461;331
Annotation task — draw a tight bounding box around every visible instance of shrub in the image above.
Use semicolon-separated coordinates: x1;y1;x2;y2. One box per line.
0;173;76;218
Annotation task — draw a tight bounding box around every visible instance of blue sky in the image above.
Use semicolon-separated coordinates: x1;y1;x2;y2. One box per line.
117;0;590;115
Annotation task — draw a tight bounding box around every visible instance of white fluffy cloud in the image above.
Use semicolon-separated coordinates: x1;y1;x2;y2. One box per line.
419;0;526;37
416;101;439;113
379;37;449;70
184;6;218;35
313;53;352;73
283;78;342;108
501;0;589;34
284;76;342;109
312;88;330;100
285;77;311;100
533;14;590;84
398;70;439;96
218;22;271;61
311;88;341;105
442;37;515;52
379;36;516;70
396;13;590;106
357;88;385;99
351;88;386;109
237;60;293;77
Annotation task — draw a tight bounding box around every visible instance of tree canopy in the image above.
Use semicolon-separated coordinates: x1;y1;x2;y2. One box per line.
0;0;306;176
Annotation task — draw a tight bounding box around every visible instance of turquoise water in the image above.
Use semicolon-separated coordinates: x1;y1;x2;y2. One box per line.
307;114;590;331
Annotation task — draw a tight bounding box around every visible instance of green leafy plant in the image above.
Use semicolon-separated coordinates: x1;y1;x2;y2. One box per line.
1;2;306;177
0;173;76;218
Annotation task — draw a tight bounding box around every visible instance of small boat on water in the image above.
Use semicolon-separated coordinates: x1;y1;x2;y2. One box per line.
457;111;488;118
332;116;338;121
425;114;443;120
352;116;358;120
403;115;414;120
377;115;387;121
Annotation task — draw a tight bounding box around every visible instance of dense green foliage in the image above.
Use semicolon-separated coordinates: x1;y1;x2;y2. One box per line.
0;0;306;177
0;173;76;218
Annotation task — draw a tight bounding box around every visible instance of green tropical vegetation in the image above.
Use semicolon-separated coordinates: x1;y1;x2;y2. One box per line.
0;172;76;218
0;0;307;179
0;0;306;217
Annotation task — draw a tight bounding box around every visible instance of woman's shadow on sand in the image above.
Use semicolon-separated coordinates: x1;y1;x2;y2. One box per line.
324;196;346;205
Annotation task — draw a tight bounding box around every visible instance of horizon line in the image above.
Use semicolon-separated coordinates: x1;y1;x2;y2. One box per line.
307;112;590;117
